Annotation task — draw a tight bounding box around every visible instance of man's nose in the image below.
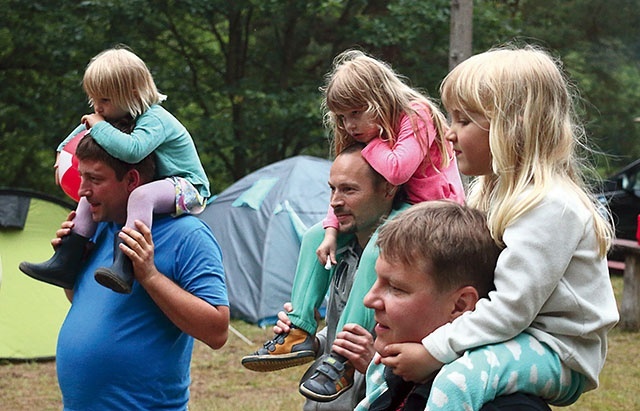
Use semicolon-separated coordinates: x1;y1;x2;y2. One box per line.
330;191;344;207
78;180;90;198
363;282;380;309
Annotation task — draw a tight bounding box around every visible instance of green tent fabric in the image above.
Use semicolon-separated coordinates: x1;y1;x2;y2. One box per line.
0;189;74;359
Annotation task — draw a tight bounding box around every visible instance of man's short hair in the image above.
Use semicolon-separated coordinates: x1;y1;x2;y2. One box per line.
376;200;500;298
339;142;407;207
75;134;156;183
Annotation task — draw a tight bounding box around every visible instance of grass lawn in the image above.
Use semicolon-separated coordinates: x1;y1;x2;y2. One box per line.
1;276;637;410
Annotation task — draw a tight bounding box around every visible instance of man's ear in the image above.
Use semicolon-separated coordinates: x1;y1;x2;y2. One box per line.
124;169;142;193
450;286;480;321
384;182;398;199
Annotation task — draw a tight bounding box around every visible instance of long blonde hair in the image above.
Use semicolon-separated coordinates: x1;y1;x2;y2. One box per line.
83;46;166;119
321;49;451;171
440;45;613;256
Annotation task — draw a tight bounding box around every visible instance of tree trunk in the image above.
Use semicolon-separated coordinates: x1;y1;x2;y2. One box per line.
449;0;473;70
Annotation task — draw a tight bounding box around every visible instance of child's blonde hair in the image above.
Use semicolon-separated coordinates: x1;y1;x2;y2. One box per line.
83;46;166;119
440;45;613;256
321;49;451;172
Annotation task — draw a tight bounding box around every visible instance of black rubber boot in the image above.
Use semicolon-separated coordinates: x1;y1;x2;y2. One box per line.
94;236;134;294
19;232;90;289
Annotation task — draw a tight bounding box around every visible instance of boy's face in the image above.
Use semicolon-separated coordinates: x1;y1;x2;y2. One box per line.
364;255;457;354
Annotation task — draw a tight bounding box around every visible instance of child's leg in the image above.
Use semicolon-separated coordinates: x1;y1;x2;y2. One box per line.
72;197;98;237
426;333;585;411
299;228;377;402
289;222;353;335
124;179;176;230
241;224;354;372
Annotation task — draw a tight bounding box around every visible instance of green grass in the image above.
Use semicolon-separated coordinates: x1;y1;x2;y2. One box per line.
1;276;636;410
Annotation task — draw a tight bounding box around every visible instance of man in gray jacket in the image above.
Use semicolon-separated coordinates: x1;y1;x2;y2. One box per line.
249;144;406;410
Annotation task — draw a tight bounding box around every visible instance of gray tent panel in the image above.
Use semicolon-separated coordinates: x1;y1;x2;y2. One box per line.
0;194;30;228
199;156;331;326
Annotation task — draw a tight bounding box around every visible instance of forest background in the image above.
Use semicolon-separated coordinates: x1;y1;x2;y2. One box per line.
1;0;640;197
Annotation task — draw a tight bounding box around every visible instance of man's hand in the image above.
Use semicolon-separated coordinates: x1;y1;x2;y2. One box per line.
272;302;321;335
377;341;443;383
118;219;230;349
52;211;77;302
332;323;375;374
51;211;76;249
273;302;294;335
119;220;159;284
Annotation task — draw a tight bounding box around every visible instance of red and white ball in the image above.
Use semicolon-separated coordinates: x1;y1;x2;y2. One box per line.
57;129;89;202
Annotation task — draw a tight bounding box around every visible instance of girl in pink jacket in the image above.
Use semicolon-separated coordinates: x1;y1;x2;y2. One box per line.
318;50;465;266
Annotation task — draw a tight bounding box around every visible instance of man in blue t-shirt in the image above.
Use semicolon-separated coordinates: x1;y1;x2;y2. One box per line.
54;134;229;410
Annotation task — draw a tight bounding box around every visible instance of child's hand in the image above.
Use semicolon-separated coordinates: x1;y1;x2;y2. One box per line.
378;341;443;383
316;227;338;268
54;152;61;186
81;113;105;129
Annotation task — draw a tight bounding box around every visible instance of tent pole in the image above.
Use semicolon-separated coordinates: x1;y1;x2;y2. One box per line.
228;324;254;346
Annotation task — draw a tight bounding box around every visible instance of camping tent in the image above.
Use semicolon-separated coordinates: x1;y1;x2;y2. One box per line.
199;155;332;326
0;188;74;359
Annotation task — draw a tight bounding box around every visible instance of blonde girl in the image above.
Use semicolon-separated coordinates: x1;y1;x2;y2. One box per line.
20;46;209;295
242;49;465;403
373;45;619;410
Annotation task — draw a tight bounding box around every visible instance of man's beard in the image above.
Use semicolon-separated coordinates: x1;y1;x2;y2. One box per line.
334;207;358;235
339;221;358;235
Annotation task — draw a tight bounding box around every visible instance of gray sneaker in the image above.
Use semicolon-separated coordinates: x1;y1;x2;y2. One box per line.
299;352;354;402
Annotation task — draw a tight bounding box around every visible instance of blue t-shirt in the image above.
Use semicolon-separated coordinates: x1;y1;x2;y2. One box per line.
56;215;228;411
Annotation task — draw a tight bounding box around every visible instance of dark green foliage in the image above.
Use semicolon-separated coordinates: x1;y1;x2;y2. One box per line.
1;0;638;198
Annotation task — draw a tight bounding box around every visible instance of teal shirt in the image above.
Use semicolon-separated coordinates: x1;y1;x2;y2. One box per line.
59;104;210;198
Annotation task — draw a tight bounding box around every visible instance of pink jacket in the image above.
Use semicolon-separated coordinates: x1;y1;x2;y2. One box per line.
323;105;465;228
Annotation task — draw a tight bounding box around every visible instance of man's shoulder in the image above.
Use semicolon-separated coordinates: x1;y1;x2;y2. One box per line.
152;216;222;260
386;202;412;221
154;215;212;235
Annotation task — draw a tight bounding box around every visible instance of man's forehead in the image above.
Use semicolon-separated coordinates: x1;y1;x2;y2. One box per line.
78;159;112;175
330;151;370;176
328;175;364;188
329;166;371;188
